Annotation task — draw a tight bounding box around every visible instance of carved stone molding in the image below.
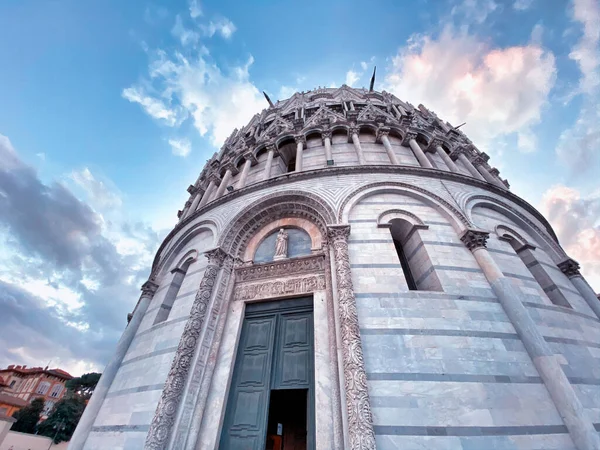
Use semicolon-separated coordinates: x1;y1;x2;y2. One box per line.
401;131;418;146
460;229;490;251
558;258;581;278
141;280;159;297
235;254;325;283
234;275;326;301
145;248;229;450
327;225;376;450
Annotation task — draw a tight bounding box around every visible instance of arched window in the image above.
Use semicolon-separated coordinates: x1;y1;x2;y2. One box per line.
380;213;442;292
154;257;195;324
254;228;311;263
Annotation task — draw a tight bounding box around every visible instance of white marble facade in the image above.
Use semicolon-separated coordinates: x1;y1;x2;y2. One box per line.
70;86;600;450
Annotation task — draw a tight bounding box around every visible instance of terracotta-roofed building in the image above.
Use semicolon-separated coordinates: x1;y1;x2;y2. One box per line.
0;365;73;418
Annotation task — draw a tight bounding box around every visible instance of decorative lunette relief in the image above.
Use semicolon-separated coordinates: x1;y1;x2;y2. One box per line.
234;276;326;301
327;225;376;450
145;248;228;450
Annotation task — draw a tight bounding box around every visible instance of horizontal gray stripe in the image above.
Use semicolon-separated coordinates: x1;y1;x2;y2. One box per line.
543;283;581;297
368;373;542;383
359;201;424;206
374;424;568;436
568;377;600;385
91;424;150;433
523;301;600;323
487;247;519;257
545;336;600;349
502;272;536;282
348;219;377;223
436;265;483;273
351;263;402;268
595;423;600;431
422;240;465;248
423;221;452;226
185;266;207;278
348;239;393;244
158;304;172;311
361;328;519;339
106;384;164;398
121;346;178;367
355;292;498;303
136;316;189;339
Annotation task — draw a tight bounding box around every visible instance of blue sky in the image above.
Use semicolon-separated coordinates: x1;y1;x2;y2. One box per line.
0;0;598;375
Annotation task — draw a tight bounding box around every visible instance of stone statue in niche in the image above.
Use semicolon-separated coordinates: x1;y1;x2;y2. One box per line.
273;228;288;260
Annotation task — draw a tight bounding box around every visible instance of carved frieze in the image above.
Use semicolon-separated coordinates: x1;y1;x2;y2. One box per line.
234;275;326;301
235;254;325;282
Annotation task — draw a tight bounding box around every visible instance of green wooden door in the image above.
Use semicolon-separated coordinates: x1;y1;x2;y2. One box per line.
220;298;314;450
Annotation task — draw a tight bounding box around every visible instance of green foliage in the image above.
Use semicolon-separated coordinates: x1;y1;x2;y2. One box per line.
11;397;44;434
37;396;86;444
65;372;101;400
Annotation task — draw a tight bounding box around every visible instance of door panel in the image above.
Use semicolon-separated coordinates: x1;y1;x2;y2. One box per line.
220;316;276;450
273;313;313;390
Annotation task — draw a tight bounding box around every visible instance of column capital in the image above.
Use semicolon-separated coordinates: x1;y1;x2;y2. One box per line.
208;174;222;185
558;258;581;278
327;224;351;242
449;144;469;160
187;184;198;195
294;134;306;145
321;129;332;141
489;167;500;177
204;247;229;266
348;125;360;136
376;126;390;142
460;229;490;251
243;152;258;165
471;155;488;167
141;280;159;297
401;130;418;146
222;161;239;175
426;137;446;153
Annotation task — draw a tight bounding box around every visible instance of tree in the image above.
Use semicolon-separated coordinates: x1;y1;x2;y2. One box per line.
37;396;86;444
11;397;44;433
65;372;101;400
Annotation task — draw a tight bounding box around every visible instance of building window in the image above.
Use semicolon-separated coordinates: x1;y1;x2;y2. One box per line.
9;380;15;388
154;258;195;325
387;218;442;291
43;400;55;415
49;384;63;398
36;382;50;395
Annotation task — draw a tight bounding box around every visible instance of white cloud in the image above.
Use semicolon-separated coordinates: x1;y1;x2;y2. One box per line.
168;138;192;157
540;185;600;291
451;0;498;25
384;26;556;155
189;0;202;19
555;0;600;175
122;86;182;126
360;61;368;71
202;18;236;39
513;0;534;10
127;49;264;147
278;85;297;100
172;15;200;46
345;69;361;87
70;167;122;210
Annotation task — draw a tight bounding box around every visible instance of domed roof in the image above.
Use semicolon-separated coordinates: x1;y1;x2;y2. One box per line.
192;85;489;188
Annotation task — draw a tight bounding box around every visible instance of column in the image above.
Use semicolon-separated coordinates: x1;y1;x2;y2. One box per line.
473;158;507;189
198;179;217;208
146;248;229;450
461;230;600;450
432;141;459;172
238;157;252;189
179;199;191;221
451;148;486;181
263;145;276;181
214;168;232;199
559;258;600;320
378;128;399;165
349;127;366;165
490;168;509;190
295;135;305;172
69;280;159;450
322;130;333;164
184;190;203;219
404;133;432;169
327;225;376;450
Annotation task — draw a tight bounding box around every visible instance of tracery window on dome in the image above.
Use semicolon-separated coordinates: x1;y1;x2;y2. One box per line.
253;227;312;263
154;252;197;324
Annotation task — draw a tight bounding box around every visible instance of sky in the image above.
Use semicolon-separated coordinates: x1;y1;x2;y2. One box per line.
0;0;599;376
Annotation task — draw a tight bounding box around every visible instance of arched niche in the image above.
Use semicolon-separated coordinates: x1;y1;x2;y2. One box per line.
244;218;321;263
253;227;312;263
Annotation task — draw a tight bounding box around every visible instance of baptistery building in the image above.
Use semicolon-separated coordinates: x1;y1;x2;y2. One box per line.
70;86;600;450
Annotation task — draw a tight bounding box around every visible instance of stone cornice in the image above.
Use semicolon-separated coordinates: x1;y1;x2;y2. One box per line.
152;164;560;273
235;253;325;283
